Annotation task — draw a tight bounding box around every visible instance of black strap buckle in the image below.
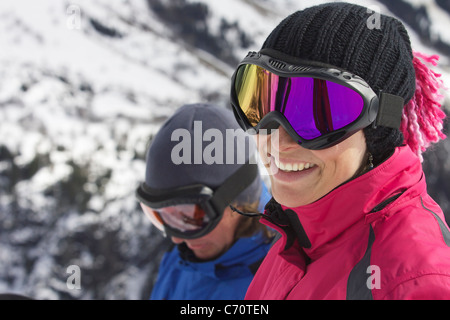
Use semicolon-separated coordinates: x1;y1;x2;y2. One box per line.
373;92;404;129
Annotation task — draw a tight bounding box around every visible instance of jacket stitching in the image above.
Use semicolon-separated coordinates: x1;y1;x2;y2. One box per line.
420;196;450;247
377;272;450;300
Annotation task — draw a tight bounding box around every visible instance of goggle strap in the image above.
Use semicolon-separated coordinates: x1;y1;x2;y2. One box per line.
374;93;404;129
210;158;258;215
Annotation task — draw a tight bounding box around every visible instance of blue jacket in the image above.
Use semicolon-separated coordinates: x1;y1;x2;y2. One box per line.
150;183;272;300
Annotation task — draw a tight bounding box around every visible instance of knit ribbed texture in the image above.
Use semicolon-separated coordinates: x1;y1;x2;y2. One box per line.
262;3;417;163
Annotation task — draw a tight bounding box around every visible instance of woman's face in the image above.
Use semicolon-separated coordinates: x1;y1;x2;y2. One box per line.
257;127;368;208
171;207;241;261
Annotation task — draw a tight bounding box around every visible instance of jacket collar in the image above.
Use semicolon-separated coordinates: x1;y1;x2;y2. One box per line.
176;232;269;279
262;145;425;260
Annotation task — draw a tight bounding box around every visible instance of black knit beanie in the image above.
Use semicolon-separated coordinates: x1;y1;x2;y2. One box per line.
262;2;416;164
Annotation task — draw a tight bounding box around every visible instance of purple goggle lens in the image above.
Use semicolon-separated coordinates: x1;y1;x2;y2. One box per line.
234;64;364;141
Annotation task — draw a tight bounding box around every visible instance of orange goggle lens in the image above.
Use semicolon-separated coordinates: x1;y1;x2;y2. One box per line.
140;203;210;234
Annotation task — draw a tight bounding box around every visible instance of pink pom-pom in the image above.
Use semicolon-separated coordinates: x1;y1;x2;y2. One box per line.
400;51;447;162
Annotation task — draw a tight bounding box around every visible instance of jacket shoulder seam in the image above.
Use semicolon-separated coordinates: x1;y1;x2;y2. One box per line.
377;272;450;300
420;196;450;247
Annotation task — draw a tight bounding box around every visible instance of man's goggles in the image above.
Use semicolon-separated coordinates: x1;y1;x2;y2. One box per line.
231;49;405;150
136;159;258;239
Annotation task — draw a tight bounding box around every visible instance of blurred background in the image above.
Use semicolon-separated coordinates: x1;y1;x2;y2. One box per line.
0;0;449;300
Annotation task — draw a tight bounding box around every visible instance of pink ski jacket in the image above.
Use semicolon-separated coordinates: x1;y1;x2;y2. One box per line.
246;145;450;300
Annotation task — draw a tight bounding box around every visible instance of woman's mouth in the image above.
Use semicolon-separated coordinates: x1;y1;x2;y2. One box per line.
273;157;316;172
269;155;318;182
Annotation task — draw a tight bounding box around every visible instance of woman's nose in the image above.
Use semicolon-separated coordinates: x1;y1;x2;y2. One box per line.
270;125;299;153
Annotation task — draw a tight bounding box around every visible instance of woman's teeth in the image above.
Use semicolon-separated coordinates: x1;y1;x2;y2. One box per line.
274;159;316;172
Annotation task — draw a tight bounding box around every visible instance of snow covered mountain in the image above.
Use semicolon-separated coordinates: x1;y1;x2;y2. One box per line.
0;0;449;299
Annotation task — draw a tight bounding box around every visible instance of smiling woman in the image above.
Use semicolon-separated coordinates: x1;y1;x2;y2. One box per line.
230;2;450;300
259;127;367;207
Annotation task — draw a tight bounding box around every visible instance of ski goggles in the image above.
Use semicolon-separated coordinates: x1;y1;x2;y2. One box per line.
136;159;258;239
231;49;405;150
